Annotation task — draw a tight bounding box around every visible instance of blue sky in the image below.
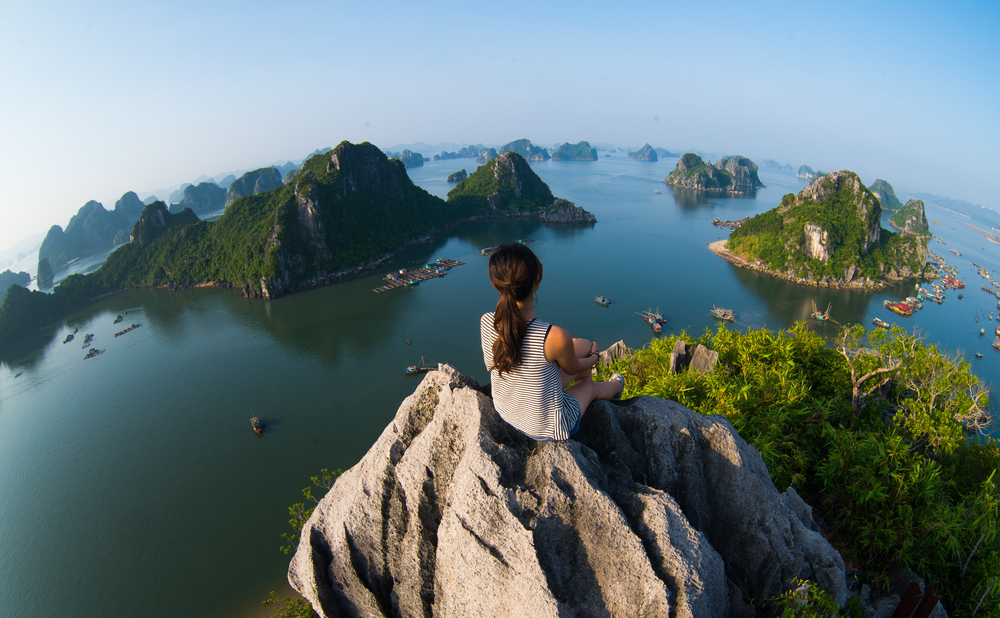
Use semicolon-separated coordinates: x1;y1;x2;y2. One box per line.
1;0;998;253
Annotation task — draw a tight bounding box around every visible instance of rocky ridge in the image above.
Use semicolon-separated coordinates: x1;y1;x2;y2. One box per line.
288;364;847;618
169;182;226;217
498;138;550;161
869;179;903;211
889;199;931;237
446;169;467;183
552;141;598;161
38;191;146;272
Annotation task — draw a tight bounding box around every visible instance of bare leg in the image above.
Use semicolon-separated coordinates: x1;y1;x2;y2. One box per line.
561;338;594;387
561;338;623;415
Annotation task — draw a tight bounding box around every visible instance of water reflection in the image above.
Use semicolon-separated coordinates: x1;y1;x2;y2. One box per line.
670;187;758;210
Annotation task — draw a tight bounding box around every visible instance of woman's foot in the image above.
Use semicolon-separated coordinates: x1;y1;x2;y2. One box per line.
610;373;624;400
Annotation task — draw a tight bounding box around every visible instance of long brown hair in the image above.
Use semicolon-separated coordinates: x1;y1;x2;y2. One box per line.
488;243;543;376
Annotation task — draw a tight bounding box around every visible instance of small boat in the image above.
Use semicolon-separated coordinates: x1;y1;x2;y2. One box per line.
981;328;986;335
811;300;839;324
653;190;662;194
251;416;265;435
884;300;913;317
976;353;984;358
710;305;736;322
14;371;22;378
959;293;963;299
403;279;419;287
405;356;434;375
636;309;664;332
594;295;611;307
873;318;890;329
113;314;124;325
994;338;1000;351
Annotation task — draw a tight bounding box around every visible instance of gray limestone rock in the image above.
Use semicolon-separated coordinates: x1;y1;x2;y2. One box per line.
289;365;846;617
538;198;597;224
689;344;719;375
670;339;691;374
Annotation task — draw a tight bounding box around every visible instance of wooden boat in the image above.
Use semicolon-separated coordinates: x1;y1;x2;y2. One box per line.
811;300;839;324
981;328;986;335
636;309;664;332
653;190;662;194
403;279;419;287
994;338;1000;351
251;416;265;435
710;305;735;322
976;353;984;358
594;295;611;307
405;357;434;375
873;318;890;329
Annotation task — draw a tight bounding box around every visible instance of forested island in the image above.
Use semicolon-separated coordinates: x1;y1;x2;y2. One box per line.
664;153;764;193
552;141;598;160
888;199;931;236
868;178;903;211
0;142;592;347
498;138;550;161
715;171;930;287
628;143;657;161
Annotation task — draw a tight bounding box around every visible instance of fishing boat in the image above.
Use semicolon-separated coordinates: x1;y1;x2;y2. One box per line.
981;328;986;335
251;416;265;435
636;309;664;332
710;306;735;322
653;190;662;194
994;338;1000;351
594;295;611;306
811;300;839;324
976;353;984;358
873;318;890;329
403;279;419;287
405;357;434;375
959;293;963;299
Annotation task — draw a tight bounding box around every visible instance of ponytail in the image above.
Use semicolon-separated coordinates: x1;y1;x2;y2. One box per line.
488;243;542;377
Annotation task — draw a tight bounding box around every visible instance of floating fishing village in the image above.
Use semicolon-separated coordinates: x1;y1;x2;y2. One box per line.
372;258;465;293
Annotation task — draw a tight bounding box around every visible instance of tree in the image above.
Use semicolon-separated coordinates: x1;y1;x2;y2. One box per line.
836;324;917;430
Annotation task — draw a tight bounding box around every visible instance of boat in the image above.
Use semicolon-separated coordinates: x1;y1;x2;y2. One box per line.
994;338;1000;351
403;279;419;287
976;353;984;358
594;295;611;306
811;300;839;324
405;356;434;375
873;318;890;329
653;190;662;194
959;293;963;299
113;314;124;325
710;305;735;322
884;300;913;317
15;371;23;378
83;348;104;360
981;328;986;335
251;416;265;435
636;309;664;332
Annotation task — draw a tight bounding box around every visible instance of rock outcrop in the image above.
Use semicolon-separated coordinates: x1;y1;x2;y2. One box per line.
129;201;199;245
629;143;658;161
889;199;930;236
289;365;846;618
225;167;283;207
36;257;53;289
760;159;793;172
284;168;300;184
797;165;823;180
476;147;498;164
446;169;467;183
869;179;903;211
538;198;596;223
665;153;764;193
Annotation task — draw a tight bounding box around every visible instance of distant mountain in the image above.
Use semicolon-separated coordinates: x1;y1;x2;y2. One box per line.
796;165;825;180
628;144;658;162
385;142;468;156
38;191;146;271
654;148;680;159
760;159;794;172
476;148;498;164
225;168;283;207
168;184;192;204
552;141;598;161
169;182;226;217
868;179;903;211
909;192;1000;231
0;270;30;293
498;139;550;161
399;150;425;169
143;196;160;205
216;174;237;190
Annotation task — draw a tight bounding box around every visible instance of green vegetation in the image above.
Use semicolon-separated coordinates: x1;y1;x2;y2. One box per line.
665;153;736;189
551;141;598;160
727;173;927;281
447;152;556;214
498;138;549;161
628;144;658;161
0;269;30;292
889;199;931;236
596;324;999;616
869;179;904;211
0;142;481;348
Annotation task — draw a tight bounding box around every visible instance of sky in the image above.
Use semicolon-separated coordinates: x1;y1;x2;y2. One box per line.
1;0;998;253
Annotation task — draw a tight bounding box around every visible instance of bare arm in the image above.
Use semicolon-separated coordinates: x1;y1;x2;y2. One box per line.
544;325;598;375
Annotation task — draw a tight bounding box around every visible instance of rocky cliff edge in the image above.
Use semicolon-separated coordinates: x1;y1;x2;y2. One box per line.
288;365;846;618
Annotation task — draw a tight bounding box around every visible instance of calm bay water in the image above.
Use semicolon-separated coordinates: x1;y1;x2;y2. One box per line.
1;155;997;618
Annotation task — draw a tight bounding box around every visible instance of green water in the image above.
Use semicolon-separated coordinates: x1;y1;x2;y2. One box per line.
1;156;996;617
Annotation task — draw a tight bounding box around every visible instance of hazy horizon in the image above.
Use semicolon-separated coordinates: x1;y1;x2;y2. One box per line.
2;0;998;254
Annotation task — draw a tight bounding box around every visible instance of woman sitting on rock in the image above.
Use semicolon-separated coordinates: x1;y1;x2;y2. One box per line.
480;243;623;441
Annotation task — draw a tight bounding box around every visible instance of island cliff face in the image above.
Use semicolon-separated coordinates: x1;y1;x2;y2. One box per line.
665;153;764;193
869;179;904;211
889;199;930;236
498;138;550;161
288;365;846;618
628;143;658;161
723;171;929;286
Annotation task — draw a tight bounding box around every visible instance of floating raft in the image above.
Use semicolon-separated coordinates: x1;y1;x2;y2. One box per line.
114;323;142;338
373;259;465;293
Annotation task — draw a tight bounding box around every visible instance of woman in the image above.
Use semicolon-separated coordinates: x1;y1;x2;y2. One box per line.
480;243;623;441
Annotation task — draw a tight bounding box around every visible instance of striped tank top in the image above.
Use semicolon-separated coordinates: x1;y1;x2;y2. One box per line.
480;312;582;441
